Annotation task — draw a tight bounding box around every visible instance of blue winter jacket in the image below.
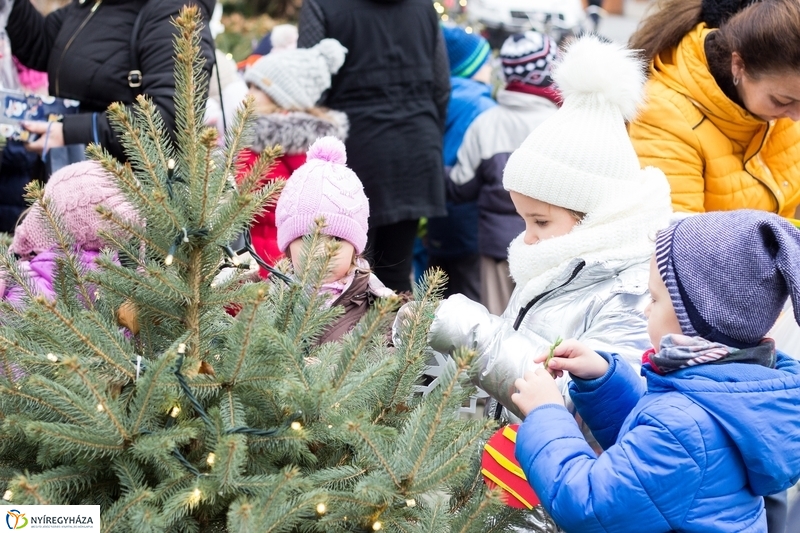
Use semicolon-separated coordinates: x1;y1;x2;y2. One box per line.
428;77;495;258
515;352;800;533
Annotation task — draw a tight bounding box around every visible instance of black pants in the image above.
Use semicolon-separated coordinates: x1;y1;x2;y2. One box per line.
366;219;419;293
427;253;481;302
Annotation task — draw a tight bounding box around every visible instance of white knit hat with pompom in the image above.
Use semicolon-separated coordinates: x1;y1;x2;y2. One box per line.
244;38;347;110
502;35;650;214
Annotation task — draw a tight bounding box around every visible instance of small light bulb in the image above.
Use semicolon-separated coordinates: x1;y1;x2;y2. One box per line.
372;521;382;531
96;403;105;412
226;53;233;60
46;353;58;362
168;159;176;170
206;453;216;465
178;344;187;354
165;254;174;266
327;425;333;429
3;490;12;501
405;499;416;508
316;503;326;514
170;406;181;418
290;421;302;431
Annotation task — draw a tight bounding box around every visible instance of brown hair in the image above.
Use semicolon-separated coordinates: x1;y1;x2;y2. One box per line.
629;0;703;62
717;0;800;79
631;0;800;78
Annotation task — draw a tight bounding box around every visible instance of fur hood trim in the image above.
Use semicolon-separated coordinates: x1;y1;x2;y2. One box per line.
249;110;349;154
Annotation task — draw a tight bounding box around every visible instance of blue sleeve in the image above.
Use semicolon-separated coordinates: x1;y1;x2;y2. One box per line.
515;405;704;533
569;352;646;449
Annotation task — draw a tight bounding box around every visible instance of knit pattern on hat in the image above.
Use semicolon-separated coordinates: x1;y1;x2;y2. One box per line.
502;35;647;214
276;137;369;253
443;25;491;79
500;31;557;88
10;161;140;258
244;38;347;110
508;166;672;305
654;210;800;348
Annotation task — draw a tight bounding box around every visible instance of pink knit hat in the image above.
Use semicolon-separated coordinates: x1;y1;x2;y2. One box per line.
11;161;140;257
276;137;370;253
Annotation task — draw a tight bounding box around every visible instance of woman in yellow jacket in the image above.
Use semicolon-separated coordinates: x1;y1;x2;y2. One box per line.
628;0;800;216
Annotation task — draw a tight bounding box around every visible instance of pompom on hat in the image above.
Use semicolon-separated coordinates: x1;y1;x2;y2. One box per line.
244;38;347;110
276;137;370;254
502;35;651;215
10;161;140;257
655;210;800;348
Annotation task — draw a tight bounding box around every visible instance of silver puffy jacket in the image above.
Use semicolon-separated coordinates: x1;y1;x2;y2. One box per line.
429;256;652;422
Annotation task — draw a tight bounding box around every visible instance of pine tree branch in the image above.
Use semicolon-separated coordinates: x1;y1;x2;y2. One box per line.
65;359;130;441
0;384;80;424
347;422;402;489
27;422;125;455
94;212;185;269
42;301;135;381
101;487;154;533
90;122;183;234
129;352;178;436
226;297;264;385
405;356;467;483
332;299;394;390
11;475;52;505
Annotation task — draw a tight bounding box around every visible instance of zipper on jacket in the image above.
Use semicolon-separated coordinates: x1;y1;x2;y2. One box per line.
512;261;586;331
743;122;781;213
55;0;102;96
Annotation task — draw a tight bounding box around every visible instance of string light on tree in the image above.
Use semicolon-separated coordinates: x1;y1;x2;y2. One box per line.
170;406;181;418
405;499;416;508
96;404;105;413
46;353;58;362
2;490;12;501
315;503;326;515
206;453;216;466
372;521;383;531
290;421;302;431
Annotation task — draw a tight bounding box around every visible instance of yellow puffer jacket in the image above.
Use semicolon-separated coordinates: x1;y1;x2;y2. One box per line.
629;23;800;216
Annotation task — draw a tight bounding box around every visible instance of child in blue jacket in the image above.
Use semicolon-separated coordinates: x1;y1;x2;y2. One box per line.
511;209;800;533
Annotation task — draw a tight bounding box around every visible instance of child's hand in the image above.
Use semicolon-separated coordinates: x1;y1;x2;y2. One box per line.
511;368;565;417
535;339;609;380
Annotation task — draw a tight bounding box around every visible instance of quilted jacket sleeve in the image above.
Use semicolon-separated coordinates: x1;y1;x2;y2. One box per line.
568;352;645;450
7;0;66;72
515;399;705;532
629;92;706;214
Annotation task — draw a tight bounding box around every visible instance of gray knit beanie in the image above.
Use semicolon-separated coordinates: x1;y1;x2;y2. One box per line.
244;38;347;110
655;210;800;348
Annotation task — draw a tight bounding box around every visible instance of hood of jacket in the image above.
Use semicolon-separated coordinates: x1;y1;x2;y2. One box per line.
650;23;765;148
249;109;349;154
645;353;800;495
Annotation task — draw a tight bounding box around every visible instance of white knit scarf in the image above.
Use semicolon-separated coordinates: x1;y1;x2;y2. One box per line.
508;167;673;306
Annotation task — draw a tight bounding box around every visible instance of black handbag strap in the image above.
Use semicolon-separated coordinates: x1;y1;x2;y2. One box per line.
128;4;148;93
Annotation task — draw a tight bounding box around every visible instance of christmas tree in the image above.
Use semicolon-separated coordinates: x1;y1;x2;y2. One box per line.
0;7;527;532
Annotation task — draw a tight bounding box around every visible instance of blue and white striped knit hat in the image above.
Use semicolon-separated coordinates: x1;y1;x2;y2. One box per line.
655;210;800;348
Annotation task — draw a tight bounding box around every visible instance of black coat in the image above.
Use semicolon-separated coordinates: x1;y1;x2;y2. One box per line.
8;0;215;161
297;0;450;227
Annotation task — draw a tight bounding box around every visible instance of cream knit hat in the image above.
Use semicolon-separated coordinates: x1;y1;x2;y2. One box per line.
502;35;648;214
244;38;347;111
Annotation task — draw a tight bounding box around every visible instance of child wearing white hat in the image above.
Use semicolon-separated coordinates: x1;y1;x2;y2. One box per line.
420;35;673;426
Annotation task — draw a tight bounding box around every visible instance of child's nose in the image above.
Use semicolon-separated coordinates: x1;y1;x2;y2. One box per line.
524;232;538;246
